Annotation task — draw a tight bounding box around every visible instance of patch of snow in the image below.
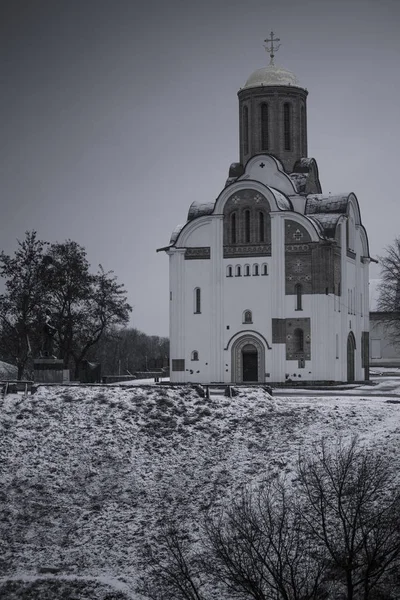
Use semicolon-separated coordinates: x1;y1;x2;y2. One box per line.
2;384;400;593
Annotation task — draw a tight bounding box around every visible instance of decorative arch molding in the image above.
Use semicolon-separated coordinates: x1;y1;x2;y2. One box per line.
347;193;362;225
230;334;266;383
333;214;347;242
358;225;370;259
176;215;213;246
225;330;271;351
282;214;322;243
243;154;298;196
348;330;356;349
215;179;294;215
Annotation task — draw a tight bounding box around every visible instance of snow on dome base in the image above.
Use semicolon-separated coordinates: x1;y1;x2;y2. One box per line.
243;64;301;89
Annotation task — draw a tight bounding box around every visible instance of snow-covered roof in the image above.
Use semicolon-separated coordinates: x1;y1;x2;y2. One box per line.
289;172;308;194
305;194;349;215
242;64;302;90
290;158;322;195
295;158;315;170
269;187;293;211
187;202;215;221
308;213;342;238
170;224;184;244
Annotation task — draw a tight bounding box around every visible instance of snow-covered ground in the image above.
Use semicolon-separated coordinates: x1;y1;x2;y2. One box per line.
2;383;400;599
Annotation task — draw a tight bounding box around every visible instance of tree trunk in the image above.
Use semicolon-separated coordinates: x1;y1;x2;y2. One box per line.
17;363;24;381
73;360;80;382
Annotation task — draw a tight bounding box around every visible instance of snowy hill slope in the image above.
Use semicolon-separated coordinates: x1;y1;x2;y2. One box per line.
1;385;400;598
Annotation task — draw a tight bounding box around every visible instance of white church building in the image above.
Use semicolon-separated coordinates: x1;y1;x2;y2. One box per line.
159;35;371;385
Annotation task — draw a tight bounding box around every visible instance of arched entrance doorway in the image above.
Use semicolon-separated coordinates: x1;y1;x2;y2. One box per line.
347;332;356;382
231;335;265;383
242;344;258;382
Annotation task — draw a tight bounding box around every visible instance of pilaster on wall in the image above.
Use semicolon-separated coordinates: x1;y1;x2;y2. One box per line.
270;214;286;381
169;248;186;382
339;221;348;381
209;215;224;382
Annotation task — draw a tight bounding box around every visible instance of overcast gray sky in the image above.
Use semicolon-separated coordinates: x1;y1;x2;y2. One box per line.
1;0;399;336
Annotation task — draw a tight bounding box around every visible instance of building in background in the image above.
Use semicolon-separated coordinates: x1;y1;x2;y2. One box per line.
159;35;371;384
369;279;400;368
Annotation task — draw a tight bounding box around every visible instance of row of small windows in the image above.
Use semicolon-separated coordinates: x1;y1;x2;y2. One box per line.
346;289;363;316
227;263;268;277
230;210;267;244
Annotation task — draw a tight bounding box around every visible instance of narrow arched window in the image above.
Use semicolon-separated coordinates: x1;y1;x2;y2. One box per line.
295;283;303;310
235;265;241;277
253;264;259;276
259;211;265;242
243;310;253;324
301;106;306;152
244;264;250;277
243;105;249;155
194;288;201;314
294;328;304;352
244;210;251;243
191;351;199;361
284;103;291;151
231;212;237;244
262;263;268;276
226;265;233;277
261;103;269;151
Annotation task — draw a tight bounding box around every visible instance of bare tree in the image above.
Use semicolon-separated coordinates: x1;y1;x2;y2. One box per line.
0;231;48;377
140;481;329;600
138;520;207;600
140;439;400;600
297;437;400;600
377;238;400;346
0;232;132;378
205;481;329;600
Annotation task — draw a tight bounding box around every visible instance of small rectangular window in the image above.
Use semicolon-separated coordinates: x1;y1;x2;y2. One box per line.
172;359;185;371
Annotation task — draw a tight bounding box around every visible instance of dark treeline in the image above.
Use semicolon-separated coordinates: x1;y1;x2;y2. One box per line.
86;327;169;376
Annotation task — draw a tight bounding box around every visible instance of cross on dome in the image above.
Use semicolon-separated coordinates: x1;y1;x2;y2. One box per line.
264;31;281;65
